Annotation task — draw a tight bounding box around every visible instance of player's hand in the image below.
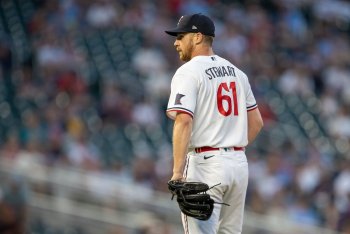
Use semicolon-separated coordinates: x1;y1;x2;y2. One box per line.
171;172;184;181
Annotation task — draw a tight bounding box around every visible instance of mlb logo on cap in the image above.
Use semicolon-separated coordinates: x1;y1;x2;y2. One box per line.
165;13;215;37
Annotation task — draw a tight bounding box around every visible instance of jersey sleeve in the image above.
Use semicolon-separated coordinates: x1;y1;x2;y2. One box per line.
243;74;258;111
166;69;198;120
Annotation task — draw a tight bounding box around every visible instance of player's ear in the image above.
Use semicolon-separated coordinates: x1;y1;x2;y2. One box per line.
194;33;204;45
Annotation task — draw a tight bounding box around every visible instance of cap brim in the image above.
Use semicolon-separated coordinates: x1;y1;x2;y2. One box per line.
165;27;189;36
165;29;214;37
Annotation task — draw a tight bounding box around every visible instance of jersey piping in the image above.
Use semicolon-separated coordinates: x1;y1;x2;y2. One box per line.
167;107;194;119
247;104;258;111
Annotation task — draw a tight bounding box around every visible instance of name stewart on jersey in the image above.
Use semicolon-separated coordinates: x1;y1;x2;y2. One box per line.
205;66;236;80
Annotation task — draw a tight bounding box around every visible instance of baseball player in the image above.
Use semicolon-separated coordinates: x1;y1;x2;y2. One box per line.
165;13;264;234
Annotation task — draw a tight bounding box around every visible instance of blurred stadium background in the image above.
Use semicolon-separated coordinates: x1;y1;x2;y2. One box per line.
0;0;349;233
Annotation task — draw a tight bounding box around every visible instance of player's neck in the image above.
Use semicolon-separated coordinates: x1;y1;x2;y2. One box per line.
191;46;214;59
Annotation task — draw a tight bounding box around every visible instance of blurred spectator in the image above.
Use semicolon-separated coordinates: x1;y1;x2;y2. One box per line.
100;81;133;125
132;40;171;100
0;174;28;234
278;62;315;96
287;195;320;226
19;110;46;145
0;39;13;74
296;159;322;194
86;0;119;28
56;69;87;95
131;98;161;128
132;156;156;188
254;152;285;202
338;199;350;233
132;40;167;76
334;160;350;213
60;0;82;29
42;104;66;164
16;139;46;165
0;134;21;161
64;116;101;170
328;107;350;139
322;62;350;103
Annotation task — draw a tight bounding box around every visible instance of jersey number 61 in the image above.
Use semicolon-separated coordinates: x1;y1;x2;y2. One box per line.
217;82;238;117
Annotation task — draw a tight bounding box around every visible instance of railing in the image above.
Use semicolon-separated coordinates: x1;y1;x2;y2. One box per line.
0;158;339;234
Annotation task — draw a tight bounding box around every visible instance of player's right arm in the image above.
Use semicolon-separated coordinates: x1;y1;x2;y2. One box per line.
247;107;263;145
166;66;198;181
171;112;193;181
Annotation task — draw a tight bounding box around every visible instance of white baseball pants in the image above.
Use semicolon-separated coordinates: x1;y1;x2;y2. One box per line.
182;148;248;234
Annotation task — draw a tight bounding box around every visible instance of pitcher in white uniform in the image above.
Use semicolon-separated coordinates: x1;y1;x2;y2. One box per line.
165;13;264;234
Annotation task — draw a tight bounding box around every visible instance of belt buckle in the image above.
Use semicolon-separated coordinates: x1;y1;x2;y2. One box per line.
223;147;232;152
223;147;241;152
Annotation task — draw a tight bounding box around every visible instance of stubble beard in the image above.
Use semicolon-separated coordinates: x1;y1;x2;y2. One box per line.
179;42;194;62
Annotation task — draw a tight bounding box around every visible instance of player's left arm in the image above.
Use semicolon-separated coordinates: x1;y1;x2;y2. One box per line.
171;112;193;181
247;107;263;145
242;72;263;145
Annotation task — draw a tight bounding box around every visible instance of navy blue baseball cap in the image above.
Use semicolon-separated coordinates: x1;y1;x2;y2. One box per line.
165;13;215;37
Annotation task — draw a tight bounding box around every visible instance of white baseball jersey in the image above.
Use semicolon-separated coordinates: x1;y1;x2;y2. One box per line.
166;55;257;148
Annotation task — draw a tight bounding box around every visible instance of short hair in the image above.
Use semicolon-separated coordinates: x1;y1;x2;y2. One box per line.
203;35;214;46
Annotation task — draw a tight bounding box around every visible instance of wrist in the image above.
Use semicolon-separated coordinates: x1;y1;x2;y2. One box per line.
173;170;183;176
171;172;183;181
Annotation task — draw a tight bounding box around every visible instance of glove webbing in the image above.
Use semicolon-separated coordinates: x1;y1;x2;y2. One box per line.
171;183;230;207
